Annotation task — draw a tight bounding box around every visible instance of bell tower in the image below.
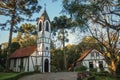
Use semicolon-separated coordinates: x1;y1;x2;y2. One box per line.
37;9;51;72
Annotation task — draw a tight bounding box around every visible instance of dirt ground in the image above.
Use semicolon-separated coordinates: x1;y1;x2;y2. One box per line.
18;72;77;80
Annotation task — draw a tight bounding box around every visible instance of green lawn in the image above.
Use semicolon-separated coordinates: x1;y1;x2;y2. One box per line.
0;72;20;80
0;72;35;80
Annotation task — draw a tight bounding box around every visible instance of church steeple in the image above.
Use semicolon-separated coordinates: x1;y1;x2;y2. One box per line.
37;8;51;72
39;10;50;22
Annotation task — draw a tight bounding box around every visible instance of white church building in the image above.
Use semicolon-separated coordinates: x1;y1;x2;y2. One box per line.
9;10;51;72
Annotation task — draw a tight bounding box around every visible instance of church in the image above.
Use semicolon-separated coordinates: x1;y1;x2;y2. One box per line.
9;10;51;72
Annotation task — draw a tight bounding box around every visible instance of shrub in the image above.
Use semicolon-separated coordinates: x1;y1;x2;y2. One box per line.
75;65;87;71
0;65;4;72
90;68;97;72
51;65;57;72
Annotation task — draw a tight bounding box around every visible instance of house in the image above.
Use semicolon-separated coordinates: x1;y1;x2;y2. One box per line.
9;9;51;72
10;46;38;72
74;49;108;72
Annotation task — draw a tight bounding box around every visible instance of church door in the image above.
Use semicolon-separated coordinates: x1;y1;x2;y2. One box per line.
44;59;49;72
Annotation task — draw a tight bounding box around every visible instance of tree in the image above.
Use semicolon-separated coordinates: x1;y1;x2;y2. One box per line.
62;0;120;31
89;25;120;76
0;0;41;71
12;23;37;48
11;42;20;53
51;15;74;70
62;0;120;76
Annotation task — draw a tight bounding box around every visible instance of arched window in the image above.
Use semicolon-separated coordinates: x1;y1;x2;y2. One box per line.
46;21;49;32
39;21;42;31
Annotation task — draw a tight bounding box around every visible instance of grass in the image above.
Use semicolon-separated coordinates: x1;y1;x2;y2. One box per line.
0;72;35;80
0;72;20;80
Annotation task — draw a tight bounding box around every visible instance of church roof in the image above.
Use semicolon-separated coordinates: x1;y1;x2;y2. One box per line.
10;46;37;58
39;10;50;22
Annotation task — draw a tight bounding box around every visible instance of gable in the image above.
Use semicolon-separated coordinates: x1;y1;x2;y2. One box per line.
83;49;104;60
77;49;104;62
10;46;37;58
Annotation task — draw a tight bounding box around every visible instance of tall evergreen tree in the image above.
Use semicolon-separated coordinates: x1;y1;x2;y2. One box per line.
0;0;41;71
52;15;74;70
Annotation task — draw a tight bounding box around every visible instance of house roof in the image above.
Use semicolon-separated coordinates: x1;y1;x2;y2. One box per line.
10;46;37;58
76;49;93;62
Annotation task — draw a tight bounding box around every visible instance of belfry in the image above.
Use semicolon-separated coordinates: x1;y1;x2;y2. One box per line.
37;9;51;72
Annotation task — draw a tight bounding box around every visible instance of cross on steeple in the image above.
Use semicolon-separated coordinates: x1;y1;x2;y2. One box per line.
44;3;46;10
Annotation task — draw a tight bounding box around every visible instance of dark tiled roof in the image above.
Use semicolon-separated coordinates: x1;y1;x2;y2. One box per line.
10;46;37;58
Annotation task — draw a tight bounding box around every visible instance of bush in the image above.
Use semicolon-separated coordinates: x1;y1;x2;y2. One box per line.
0;65;4;72
90;68;97;72
75;65;87;71
51;65;57;72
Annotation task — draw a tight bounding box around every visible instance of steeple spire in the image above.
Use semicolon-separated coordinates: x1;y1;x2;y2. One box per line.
39;3;50;22
44;3;46;10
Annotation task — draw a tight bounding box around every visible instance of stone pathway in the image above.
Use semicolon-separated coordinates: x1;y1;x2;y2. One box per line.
18;72;77;80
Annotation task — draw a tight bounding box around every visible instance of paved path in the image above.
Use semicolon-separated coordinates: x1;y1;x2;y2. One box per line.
18;72;77;80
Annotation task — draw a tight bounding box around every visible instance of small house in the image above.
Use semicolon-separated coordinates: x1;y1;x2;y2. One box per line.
75;49;108;72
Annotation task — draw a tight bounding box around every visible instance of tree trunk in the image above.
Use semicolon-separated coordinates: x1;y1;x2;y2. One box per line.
5;22;13;71
62;28;67;70
108;60;117;77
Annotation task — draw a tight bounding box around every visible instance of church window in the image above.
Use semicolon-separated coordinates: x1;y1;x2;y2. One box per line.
46;47;48;50
46;21;49;32
39;21;42;31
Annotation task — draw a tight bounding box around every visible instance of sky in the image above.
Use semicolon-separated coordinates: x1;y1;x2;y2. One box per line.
0;0;87;45
0;0;63;44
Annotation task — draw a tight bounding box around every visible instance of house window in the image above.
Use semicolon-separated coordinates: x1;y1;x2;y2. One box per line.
99;61;103;69
91;52;94;57
89;62;94;69
39;21;42;31
96;52;99;57
46;21;49;32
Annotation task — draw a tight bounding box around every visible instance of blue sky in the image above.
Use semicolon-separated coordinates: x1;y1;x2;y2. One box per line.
0;0;63;44
0;0;88;45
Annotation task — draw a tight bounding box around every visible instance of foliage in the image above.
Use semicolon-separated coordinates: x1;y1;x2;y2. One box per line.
0;65;4;72
90;68;97;72
62;0;120;31
51;15;75;70
62;0;120;76
51;44;81;71
75;65;87;71
0;0;41;70
11;42;20;53
94;76;116;80
51;65;57;72
12;23;37;48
